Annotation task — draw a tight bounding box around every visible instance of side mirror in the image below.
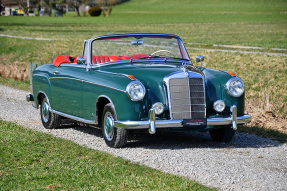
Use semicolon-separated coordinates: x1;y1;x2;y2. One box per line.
77;57;86;65
196;55;204;67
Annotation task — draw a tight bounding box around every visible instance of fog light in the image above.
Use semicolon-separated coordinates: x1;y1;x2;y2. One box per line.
213;100;225;112
152;102;164;115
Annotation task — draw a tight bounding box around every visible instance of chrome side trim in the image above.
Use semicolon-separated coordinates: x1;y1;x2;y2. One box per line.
83;80;126;93
50;109;96;124
114;114;251;130
58;63;86;68
49;76;126;93
49;77;82;81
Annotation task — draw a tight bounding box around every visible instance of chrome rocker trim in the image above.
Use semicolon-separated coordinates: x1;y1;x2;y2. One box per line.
115;106;251;134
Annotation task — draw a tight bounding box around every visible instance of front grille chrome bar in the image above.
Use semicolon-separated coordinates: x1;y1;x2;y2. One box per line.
164;71;206;120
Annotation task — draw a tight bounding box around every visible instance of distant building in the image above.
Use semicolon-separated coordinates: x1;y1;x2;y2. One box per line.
1;0;26;16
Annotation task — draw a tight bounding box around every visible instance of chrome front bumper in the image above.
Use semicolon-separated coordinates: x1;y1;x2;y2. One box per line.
115;106;251;134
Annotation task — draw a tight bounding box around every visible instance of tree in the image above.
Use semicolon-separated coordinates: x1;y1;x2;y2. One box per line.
66;0;88;16
16;0;29;15
41;0;65;16
30;0;41;16
97;0;120;17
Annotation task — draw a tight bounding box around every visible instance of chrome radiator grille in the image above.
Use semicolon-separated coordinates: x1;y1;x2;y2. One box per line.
169;78;205;120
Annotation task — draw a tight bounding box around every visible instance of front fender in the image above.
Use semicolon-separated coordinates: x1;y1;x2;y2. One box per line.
32;72;52;107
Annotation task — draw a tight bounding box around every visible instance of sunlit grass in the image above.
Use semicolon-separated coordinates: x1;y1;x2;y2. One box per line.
0;77;30;91
0;120;213;190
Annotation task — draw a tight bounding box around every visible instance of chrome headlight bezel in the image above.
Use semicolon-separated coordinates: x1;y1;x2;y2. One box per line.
126;81;146;101
225;77;245;97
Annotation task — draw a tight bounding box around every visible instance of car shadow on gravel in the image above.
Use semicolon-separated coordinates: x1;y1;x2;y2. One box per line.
127;131;284;149
58;121;283;149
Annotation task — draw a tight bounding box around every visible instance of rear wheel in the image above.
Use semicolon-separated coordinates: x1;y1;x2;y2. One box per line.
40;96;61;129
102;103;128;148
209;126;235;143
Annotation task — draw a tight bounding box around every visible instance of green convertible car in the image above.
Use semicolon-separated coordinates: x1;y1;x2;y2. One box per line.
26;33;251;148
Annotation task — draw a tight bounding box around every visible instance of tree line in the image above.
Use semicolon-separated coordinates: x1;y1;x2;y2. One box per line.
5;0;122;17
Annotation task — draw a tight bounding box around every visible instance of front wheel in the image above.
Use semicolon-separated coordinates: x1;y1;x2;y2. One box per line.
102;103;128;148
40;96;61;129
209;126;235;143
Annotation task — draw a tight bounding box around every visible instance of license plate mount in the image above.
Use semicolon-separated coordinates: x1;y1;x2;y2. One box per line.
182;118;207;127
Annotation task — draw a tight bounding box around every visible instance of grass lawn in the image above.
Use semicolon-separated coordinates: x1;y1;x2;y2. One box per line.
0;120;213;190
0;1;286;125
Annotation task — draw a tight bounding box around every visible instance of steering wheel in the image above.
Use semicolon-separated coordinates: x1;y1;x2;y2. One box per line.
150;50;176;57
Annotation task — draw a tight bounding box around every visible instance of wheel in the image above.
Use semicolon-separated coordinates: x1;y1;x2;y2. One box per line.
150;50;176;57
209;126;235;143
40;96;61;129
102;103;128;148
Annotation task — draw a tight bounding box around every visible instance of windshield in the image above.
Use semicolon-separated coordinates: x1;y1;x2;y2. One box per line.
91;35;189;64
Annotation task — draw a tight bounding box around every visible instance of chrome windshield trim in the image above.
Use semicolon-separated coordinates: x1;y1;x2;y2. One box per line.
90;58;192;68
89;33;190;62
91;33;182;41
50;109;96;124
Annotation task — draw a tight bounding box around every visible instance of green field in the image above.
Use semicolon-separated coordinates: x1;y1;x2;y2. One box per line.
0;0;286;119
0;120;213;190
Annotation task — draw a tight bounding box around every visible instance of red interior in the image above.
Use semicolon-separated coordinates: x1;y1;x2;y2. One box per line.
92;56;120;64
53;55;78;67
53;54;148;67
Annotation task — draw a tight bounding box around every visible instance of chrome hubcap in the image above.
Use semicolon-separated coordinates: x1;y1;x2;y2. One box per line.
104;112;114;141
42;100;49;123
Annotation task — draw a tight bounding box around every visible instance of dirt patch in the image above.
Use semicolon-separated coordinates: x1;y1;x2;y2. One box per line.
246;99;287;133
0;63;29;81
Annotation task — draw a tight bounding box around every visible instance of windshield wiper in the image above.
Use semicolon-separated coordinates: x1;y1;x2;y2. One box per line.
138;55;160;59
138;55;190;61
165;57;190;61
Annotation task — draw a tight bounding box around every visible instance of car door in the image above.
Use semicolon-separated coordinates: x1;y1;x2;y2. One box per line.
50;64;86;118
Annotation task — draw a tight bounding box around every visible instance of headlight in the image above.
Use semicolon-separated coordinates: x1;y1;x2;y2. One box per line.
126;81;146;101
152;102;164;115
225;77;245;97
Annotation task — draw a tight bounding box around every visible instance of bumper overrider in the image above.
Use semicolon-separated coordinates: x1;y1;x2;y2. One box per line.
115;106;251;134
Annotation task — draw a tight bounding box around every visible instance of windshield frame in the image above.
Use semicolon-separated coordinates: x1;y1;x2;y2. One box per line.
90;33;191;61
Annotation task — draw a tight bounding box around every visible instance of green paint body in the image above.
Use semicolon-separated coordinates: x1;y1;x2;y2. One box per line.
32;61;246;130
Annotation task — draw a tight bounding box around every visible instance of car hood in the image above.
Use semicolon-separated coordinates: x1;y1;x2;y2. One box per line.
99;62;231;106
100;62;185;105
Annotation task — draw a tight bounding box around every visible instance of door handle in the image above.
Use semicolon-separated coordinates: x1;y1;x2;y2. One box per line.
53;71;60;75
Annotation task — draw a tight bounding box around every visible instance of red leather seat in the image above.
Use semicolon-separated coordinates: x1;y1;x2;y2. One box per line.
92;56;120;64
53;55;72;67
53;55;79;67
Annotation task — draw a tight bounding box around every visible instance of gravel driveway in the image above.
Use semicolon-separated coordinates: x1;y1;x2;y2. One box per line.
0;85;286;190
